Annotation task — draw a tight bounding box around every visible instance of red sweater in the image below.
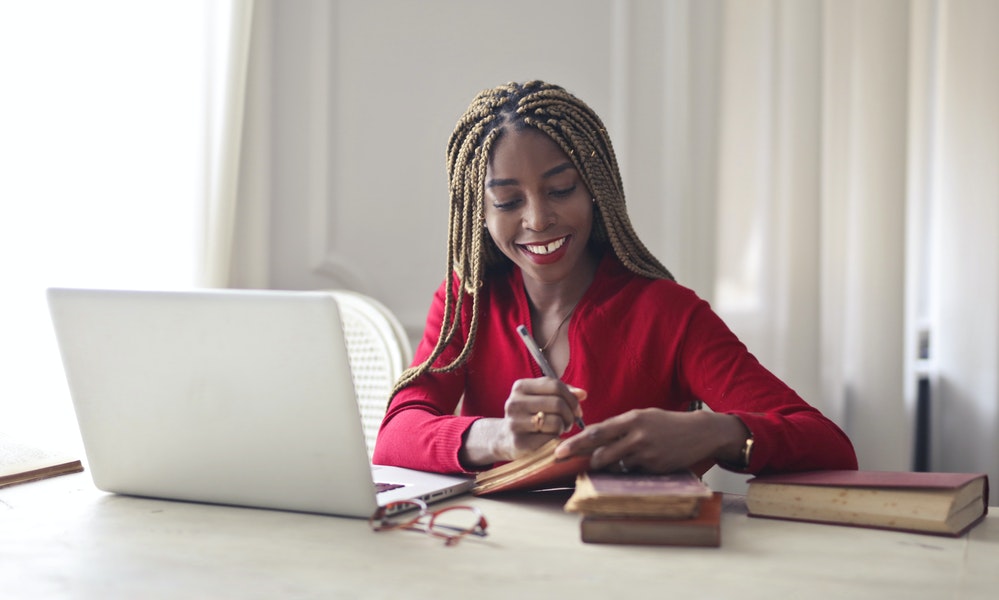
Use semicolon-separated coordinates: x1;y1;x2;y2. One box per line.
373;254;857;475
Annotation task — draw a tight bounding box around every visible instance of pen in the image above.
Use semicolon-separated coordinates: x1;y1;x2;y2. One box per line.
516;324;586;430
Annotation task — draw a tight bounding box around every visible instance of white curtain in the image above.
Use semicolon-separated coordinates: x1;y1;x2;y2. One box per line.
916;0;999;478
200;0;259;288
0;1;231;447
699;0;997;487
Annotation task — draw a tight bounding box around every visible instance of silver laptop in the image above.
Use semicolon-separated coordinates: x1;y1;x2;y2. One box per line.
47;287;472;517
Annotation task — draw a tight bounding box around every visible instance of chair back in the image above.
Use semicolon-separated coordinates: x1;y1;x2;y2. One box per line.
329;291;412;459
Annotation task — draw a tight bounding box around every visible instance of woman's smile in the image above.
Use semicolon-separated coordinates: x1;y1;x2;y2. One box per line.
519;235;571;262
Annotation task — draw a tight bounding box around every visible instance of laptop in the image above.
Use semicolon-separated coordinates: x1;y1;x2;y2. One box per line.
47;287;472;517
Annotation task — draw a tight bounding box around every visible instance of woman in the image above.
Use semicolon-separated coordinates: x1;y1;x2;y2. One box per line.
373;81;857;476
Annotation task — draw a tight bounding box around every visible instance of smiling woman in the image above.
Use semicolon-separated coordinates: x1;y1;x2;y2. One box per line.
372;81;857;480
0;1;229;449
483;130;599;378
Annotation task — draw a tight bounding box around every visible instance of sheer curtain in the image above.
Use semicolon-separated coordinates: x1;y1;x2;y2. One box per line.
915;0;999;480
698;0;997;488
0;1;253;449
200;0;258;288
697;0;907;492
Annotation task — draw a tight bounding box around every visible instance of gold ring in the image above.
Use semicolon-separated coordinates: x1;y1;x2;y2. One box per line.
532;411;545;432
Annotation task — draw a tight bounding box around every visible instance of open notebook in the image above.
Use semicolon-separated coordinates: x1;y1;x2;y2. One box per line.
47;287;471;517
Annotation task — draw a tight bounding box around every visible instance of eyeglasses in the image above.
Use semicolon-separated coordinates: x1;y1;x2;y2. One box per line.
368;499;488;546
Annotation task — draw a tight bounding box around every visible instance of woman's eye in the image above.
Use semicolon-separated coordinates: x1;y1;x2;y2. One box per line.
550;185;577;198
492;199;521;211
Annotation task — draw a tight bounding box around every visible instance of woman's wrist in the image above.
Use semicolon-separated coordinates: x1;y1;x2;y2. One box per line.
710;413;752;468
458;418;507;468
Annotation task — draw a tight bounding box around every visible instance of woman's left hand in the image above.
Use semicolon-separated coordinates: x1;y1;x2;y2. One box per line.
553;408;748;473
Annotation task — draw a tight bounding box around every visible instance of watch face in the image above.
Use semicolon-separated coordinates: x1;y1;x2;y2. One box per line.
742;437;754;469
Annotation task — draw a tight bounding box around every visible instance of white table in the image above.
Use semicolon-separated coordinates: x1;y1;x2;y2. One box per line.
1;472;996;599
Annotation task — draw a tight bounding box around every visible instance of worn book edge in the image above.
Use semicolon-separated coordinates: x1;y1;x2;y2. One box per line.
0;432;84;489
580;492;723;546
565;470;712;518
746;470;989;537
472;439;590;495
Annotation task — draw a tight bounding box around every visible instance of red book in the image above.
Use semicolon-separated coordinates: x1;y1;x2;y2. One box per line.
746;470;989;537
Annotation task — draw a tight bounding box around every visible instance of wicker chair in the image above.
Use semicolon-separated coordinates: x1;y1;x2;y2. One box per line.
329;291;412;460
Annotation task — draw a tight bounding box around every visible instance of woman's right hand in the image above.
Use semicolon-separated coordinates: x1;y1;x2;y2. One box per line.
459;377;586;467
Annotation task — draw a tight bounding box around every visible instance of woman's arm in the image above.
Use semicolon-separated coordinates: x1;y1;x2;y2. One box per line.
676;301;857;473
372;280;474;472
555;297;856;475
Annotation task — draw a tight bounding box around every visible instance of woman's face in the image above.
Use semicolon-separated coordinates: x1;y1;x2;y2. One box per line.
483;128;595;286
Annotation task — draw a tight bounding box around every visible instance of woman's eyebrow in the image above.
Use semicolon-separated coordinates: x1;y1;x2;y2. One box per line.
541;162;575;178
486;162;576;188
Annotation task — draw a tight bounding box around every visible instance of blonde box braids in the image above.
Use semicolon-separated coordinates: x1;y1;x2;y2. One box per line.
391;81;673;397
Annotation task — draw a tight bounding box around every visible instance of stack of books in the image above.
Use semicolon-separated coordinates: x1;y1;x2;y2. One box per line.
564;471;720;546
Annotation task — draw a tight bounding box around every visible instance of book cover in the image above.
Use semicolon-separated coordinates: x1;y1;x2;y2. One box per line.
472;439;591;496
580;492;723;546
746;470;989;537
565;470;712;518
0;432;84;489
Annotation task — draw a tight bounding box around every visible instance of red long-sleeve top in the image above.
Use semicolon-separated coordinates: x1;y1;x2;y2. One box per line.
373;253;857;475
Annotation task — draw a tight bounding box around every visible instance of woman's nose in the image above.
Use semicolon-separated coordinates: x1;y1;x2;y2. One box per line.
522;196;554;231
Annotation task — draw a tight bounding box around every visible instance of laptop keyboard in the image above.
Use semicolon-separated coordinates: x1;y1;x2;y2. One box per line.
375;482;405;494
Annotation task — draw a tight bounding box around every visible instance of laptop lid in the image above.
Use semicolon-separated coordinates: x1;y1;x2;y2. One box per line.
47;287;471;518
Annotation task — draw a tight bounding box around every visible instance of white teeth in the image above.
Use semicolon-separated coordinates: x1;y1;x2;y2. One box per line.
525;237;567;255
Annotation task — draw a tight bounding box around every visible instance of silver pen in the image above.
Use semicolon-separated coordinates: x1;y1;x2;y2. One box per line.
516;324;586;430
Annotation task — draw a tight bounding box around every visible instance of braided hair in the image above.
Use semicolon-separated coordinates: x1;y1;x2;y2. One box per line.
391;81;673;396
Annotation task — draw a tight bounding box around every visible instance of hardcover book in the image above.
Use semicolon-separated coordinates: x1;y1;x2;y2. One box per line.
565;470;713;518
746;470;989;537
580;492;723;546
472;439;591;495
0;433;83;489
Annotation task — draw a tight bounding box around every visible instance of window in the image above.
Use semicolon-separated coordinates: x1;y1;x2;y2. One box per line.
0;1;210;449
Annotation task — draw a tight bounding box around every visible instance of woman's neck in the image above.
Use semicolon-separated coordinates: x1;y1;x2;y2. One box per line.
522;249;600;315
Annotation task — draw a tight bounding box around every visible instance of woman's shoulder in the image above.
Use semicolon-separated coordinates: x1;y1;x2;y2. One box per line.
595;254;703;308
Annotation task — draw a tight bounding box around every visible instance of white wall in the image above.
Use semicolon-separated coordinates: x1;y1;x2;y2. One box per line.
257;0;623;325
244;0;721;329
